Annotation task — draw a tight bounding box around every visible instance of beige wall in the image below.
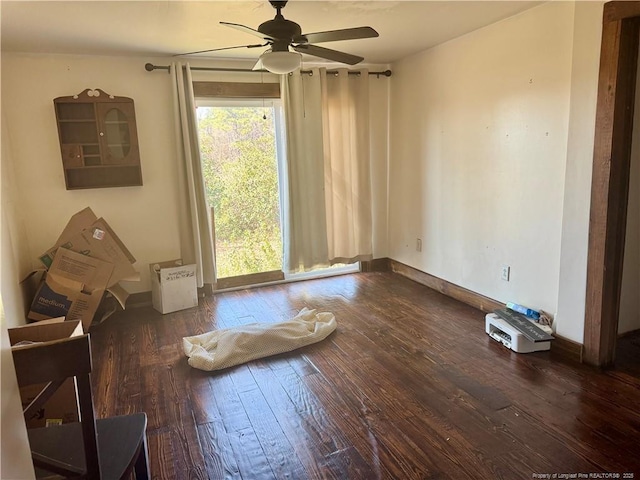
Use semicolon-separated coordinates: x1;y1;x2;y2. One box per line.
389;2;574;321
1;117;36;478
1;53;183;295
618;34;640;336
388;1;606;343
1;113;32;327
619;137;640;335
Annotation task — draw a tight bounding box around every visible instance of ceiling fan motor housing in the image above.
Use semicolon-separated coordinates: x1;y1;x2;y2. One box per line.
258;18;302;43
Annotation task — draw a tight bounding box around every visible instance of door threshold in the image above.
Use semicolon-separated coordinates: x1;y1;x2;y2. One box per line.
212;264;360;294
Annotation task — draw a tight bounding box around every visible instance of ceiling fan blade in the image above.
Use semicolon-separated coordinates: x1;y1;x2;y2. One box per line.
175;43;267;56
220;22;275;41
294;26;378;45
293;44;364;65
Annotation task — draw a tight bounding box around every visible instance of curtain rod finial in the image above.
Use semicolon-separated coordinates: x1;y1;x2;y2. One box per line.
145;63;155;72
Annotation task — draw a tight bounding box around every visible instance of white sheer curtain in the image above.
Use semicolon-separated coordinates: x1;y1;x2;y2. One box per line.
281;68;372;273
171;62;216;287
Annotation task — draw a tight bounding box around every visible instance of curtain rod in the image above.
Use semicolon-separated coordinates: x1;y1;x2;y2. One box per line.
144;63;392;77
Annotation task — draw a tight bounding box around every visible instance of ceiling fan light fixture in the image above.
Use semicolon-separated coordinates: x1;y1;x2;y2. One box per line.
260;50;301;74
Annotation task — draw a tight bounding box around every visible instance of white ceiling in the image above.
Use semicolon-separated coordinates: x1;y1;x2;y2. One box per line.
1;1;541;65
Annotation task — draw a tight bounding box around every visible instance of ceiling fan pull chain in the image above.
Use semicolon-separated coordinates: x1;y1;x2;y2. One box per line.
261;71;267;120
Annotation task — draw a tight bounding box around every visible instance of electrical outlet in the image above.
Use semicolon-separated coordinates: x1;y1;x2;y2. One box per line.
501;265;510;281
416;238;422;252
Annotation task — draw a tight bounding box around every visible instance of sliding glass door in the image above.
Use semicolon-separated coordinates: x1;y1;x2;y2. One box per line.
196;99;286;288
196;97;359;289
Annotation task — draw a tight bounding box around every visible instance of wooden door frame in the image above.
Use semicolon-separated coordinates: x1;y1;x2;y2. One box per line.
584;2;640;366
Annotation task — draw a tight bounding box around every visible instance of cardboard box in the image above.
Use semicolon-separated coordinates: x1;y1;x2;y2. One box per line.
23;269;130;330
39;208;138;287
150;260;198;314
28;207;139;328
47;206;98;249
9;319;82;428
28;247;114;331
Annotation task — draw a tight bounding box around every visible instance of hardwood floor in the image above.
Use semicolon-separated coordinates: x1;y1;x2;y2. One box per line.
89;272;640;479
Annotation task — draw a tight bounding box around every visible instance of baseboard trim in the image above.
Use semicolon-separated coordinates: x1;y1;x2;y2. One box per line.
387;259;584;364
389;259;502;313
361;258;391;272
129;261;585;363
550;335;584;363
126;291;152;308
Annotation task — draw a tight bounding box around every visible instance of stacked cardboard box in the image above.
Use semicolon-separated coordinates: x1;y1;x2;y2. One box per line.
28;207;139;330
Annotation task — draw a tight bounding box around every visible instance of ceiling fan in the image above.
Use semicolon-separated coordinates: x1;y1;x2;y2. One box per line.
178;0;379;74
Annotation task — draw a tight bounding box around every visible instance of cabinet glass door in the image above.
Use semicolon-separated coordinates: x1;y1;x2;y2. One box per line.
97;102;138;165
104;108;131;158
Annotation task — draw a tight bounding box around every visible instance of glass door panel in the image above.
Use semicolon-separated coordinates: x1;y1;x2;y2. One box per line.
197;102;283;282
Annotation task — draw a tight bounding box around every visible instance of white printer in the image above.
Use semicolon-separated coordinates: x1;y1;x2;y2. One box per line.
485;312;552;353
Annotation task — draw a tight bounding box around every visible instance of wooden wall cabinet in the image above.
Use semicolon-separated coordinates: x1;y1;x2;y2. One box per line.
54;89;142;189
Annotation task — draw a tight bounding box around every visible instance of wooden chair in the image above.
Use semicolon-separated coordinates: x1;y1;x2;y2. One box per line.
12;333;150;479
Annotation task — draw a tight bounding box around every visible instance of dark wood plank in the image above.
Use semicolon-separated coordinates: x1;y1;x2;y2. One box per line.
245;361;346;479
228;363;308;479
145;431;175;479
88;272;640;479
197;420;242;480
116;329;142;415
207;369;276;480
90;328;119;419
